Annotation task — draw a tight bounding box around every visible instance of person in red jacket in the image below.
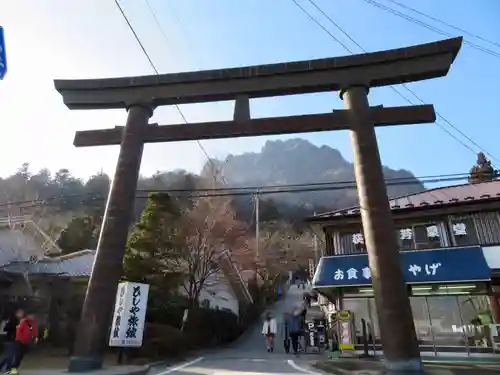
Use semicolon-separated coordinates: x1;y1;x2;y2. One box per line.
6;313;38;374
0;309;24;372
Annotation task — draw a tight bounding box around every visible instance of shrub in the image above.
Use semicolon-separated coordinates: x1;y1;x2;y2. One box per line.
139;323;193;358
185;308;240;346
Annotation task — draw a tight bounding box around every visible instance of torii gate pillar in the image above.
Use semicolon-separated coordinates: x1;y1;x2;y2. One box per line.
342;86;420;370
68;103;152;372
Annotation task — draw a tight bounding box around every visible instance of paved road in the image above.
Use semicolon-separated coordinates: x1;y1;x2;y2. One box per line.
149;285;322;375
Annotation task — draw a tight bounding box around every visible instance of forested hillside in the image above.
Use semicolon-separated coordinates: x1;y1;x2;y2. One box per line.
0;138;427;255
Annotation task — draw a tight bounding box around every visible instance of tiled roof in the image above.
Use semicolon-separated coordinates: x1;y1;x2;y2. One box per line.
0;228;44;267
311;180;500;220
1;250;95;277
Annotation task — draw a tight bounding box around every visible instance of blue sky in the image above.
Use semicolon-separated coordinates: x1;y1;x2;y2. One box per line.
0;0;499;182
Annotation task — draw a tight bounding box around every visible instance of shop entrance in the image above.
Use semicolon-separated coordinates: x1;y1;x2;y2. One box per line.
337;283;499;356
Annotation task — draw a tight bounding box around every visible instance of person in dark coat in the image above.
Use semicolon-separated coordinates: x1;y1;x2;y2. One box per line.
288;310;303;355
0;309;24;373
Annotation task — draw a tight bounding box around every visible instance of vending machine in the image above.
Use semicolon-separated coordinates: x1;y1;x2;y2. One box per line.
304;308;327;353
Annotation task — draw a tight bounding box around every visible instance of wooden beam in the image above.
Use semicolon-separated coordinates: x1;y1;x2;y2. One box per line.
73;104;435;147
54;38;462;110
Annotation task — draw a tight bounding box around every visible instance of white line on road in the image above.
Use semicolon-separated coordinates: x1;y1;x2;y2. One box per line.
155;357;205;375
287;359;322;375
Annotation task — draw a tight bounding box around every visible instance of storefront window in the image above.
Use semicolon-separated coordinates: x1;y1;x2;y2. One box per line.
458;295;492;348
339;292;493;354
367;298;380;343
426;296;465;347
342;298;372;344
410;297;433;344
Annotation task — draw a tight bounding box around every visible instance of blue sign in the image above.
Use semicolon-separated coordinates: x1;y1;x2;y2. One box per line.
313;246;491;287
0;27;6;80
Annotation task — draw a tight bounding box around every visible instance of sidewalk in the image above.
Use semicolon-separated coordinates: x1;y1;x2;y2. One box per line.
311;356;500;375
22;365;149;375
15;349;159;375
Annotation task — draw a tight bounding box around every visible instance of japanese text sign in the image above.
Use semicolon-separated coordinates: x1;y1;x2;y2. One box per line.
109;282;149;347
313;246;490;287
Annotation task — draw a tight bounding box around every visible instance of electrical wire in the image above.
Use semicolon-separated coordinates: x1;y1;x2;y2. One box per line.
114;0;225;185
293;0;500;166
385;0;500;50
0;171;484;211
144;0;227;185
360;0;500;59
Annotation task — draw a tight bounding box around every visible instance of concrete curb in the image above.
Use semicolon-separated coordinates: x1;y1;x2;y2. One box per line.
311;359;466;375
117;367;150;375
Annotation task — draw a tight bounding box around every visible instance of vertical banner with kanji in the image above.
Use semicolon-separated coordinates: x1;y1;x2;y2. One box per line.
109;282;149;347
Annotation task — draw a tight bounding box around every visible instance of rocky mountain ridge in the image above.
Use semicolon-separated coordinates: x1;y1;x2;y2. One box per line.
202;138;425;213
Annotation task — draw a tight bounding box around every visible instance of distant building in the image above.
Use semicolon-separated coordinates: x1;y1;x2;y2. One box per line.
180;250;254;317
197;271;240;316
307;180;500;355
0;215;253;345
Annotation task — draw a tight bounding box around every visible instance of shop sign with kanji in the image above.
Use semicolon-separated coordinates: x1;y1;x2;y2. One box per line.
109;282;149;347
313;246;491;287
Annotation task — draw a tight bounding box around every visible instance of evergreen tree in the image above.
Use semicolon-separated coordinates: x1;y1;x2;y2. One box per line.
468;152;497;184
57;216;98;254
124;193;185;290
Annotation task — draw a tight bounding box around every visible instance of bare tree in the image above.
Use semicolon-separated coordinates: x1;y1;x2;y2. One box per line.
176;197;247;307
237;223;316;285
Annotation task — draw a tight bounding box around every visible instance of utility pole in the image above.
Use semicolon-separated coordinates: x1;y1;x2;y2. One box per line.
313;212;319;267
254;192;260;259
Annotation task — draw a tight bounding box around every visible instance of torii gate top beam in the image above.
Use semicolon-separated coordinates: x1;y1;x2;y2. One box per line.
54;37;462;110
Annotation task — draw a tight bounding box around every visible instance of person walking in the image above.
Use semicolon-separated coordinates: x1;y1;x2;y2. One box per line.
0;309;24;374
261;312;277;352
8;312;38;374
289;310;303;355
281;313;291;353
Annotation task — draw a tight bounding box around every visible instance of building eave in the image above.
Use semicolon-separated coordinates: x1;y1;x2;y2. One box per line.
306;197;500;228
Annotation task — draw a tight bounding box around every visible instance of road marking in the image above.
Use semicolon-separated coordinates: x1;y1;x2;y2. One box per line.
155;357;205;375
287;359;322;374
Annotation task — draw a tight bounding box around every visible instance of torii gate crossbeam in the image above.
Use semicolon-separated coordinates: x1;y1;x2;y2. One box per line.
54;37;462;373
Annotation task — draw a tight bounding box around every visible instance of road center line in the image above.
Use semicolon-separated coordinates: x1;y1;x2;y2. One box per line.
287;359;323;375
155;357;205;375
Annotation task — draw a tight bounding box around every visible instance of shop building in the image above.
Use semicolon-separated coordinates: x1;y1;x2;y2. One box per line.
307;180;500;356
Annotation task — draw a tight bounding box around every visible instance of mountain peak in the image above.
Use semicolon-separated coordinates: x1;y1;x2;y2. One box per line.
202;137;424;210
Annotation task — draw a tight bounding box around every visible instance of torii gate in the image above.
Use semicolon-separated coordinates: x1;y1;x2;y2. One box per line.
55;37;462;372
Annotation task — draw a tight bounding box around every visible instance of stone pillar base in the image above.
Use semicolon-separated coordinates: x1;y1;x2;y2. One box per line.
384;358;424;373
68;355;103;373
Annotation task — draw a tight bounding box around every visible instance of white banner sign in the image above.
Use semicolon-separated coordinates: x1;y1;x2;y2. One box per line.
109;282;149;347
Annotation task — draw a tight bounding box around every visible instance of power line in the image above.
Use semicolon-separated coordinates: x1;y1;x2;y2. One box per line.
143;0;228;185
385;0;500;50
293;0;500;166
0;172;484;211
290;0;354;53
114;0;224;185
360;0;500;59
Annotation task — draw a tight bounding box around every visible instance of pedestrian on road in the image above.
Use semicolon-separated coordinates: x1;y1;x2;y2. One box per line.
281;313;291;353
262;312;277;352
7;312;38;374
0;308;23;373
288;310;302;355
